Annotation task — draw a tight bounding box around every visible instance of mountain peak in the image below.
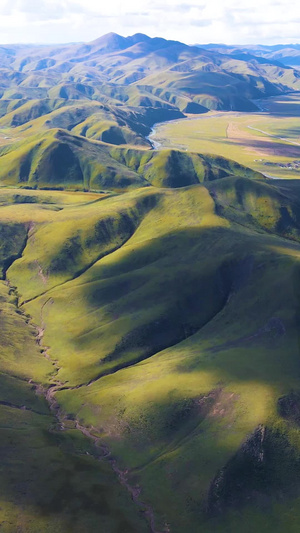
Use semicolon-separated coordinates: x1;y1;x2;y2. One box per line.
89;32;128;51
128;33;151;44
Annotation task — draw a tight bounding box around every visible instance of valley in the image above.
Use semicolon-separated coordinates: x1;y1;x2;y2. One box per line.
148;92;300;179
1;31;300;533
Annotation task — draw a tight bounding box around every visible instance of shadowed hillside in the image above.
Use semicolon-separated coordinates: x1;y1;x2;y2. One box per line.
0;32;299;178
0;130;263;191
0;32;300;147
1;166;300;531
2;30;300;533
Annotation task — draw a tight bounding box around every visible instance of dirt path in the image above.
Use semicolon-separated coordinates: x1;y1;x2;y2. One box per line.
247;125;300;147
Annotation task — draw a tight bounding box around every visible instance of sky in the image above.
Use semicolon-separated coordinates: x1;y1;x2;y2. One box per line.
0;0;300;46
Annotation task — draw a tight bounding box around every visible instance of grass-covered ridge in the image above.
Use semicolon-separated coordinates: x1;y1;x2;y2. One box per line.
1;170;300;531
0;31;300;161
0;127;263;192
2;31;300;533
0;129;148;190
111;148;263;187
0;227;149;532
1;32;300;114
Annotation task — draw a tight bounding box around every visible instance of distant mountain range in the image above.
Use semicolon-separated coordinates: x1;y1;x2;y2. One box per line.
1;32;300;190
1;32;300;120
197;43;300;69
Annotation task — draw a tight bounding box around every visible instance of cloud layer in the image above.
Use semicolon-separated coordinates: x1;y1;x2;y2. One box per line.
0;0;299;45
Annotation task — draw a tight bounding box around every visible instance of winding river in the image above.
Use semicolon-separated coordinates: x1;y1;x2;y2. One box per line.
146;93;300;180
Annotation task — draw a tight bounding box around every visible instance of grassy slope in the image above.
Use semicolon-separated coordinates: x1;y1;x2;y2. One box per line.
111;147;263;187
0;126;264;192
7;187;159;301
0;99;165;147
0;96;184;154
1;33;300;149
0;129;150;190
0;245;148;532
2;171;300;531
1;37;300;532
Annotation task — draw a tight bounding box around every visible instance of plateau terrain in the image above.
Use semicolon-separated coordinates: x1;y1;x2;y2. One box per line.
1;32;300;533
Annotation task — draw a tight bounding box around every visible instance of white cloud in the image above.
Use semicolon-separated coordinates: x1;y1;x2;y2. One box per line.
0;0;299;44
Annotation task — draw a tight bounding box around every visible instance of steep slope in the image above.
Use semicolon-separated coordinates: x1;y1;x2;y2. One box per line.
111;148;263;188
0;129;150;190
0;129;263;192
3;30;300;533
1;33;300;163
1;172;300;532
1;33;300;116
0;98;184;145
0;221;150;533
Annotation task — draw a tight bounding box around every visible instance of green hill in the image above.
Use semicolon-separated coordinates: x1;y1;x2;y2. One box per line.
0;276;148;532
1;32;300;160
0;129;264;192
0;32;300;125
0;130;149;190
2;30;300;533
0;166;300;531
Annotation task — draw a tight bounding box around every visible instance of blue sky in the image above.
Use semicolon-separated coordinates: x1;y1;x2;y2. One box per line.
0;0;299;45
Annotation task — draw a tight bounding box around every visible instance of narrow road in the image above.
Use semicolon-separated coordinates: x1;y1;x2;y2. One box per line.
247;125;300;147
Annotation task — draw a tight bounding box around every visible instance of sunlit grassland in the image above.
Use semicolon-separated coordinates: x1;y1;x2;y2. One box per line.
1;176;300;531
2;142;300;531
3;37;300;533
150;94;300;180
3;186;157;301
50;204;300;532
0;214;150;533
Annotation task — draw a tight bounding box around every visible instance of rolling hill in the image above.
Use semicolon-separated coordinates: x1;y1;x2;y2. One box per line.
0;130;262;191
0;32;300;127
2;165;300;532
2;30;300;533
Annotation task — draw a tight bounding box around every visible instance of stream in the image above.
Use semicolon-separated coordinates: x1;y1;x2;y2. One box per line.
146;112;226;150
146;99;300;181
34;290;163;533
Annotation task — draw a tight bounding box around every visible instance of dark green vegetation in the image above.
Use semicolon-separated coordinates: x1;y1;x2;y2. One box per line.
2;165;300;531
0;129;262;191
2;32;300;533
0;278;148;532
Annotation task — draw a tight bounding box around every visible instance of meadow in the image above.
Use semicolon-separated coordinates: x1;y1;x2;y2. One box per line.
2;168;300;531
149;93;300;180
1;32;300;532
0;273;147;533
